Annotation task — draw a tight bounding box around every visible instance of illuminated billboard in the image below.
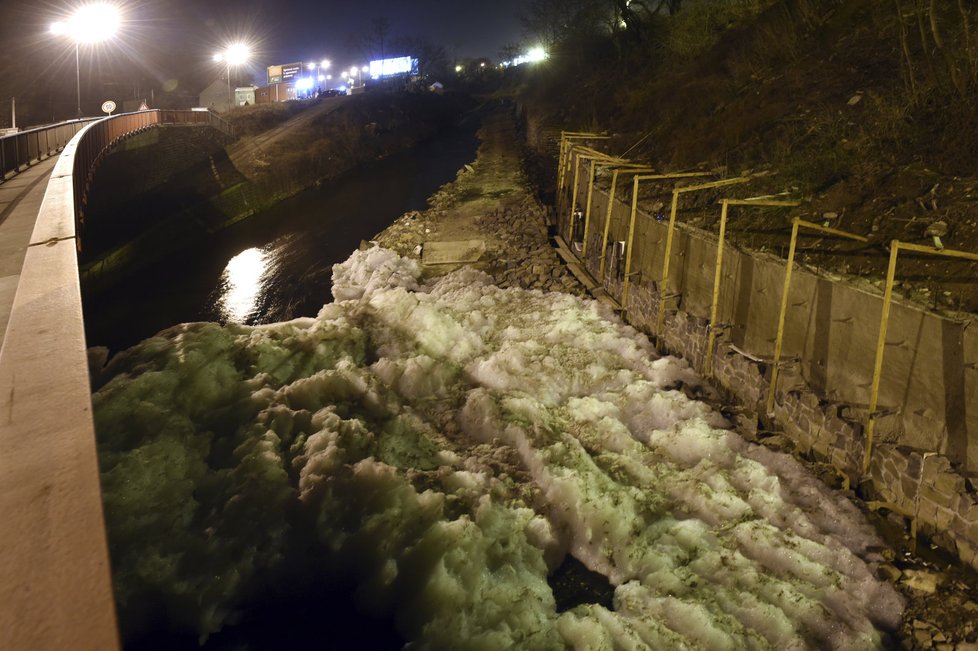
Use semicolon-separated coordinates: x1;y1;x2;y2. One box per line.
368;56;418;78
267;62;304;85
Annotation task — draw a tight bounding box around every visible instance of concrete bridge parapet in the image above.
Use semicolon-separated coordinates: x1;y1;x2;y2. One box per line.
0;110;233;651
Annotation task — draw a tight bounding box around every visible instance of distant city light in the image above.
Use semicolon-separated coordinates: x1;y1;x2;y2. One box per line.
295;77;314;91
307;62;316;70
455;65;462;73
502;47;549;68
369;56;416;78
321;59;331;69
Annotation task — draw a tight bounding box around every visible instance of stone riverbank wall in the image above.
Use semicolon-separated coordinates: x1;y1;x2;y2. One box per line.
537;133;978;573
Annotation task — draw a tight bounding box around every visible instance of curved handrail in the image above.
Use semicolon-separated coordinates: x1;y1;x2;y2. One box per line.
0;118;100;182
70;109;235;248
0;108;234;651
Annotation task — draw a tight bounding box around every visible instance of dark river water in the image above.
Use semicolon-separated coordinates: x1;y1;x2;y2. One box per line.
83;110;482;355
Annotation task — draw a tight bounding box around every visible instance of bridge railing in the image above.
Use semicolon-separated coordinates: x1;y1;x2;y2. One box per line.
71;109;235;246
0;119;99;182
0;108;236;650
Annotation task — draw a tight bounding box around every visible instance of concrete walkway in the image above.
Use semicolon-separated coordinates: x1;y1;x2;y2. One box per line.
0;157;58;345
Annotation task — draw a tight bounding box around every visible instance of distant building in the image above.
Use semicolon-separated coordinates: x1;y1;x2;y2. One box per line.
199;79;231;113
255;83;297;104
234;86;258;107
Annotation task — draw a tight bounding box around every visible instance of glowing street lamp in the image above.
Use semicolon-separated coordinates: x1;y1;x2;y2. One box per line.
213;42;251;110
50;3;121;118
307;58;331;91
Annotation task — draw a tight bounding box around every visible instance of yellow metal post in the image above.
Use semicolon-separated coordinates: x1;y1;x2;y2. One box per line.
568;149;582;241
704;198;800;376
859;240;978;475
654;177;750;342
619;172;712;312
705;199;732;375
598;165;655;277
599;169;620;278
767;218;801;413
622;175;642;310
863;241;901;476
557;133;609;215
582;159;596;253
556;137;568;206
765;219;867;415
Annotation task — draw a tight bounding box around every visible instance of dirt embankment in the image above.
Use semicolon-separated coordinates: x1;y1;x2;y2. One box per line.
517;0;978;317
225;92;473;196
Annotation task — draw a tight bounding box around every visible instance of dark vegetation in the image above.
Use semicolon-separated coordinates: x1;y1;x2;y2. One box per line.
516;0;978;313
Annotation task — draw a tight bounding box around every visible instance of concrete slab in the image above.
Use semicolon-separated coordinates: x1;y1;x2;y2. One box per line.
0;236;119;651
0;157;58;348
421;239;486;265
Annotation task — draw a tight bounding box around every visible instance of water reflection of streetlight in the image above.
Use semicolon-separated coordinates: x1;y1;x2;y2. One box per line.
50;3;122;118
218;247;269;323
213;42;251;110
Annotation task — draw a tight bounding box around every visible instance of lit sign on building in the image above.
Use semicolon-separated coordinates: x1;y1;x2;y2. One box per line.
368;56;418;78
267;62;304;85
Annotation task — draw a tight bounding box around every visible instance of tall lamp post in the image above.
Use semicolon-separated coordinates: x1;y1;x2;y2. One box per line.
50;3;121;118
213;43;251;110
306;59;331;93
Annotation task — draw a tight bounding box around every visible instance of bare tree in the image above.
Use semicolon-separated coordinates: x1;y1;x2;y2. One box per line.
366;16;391;61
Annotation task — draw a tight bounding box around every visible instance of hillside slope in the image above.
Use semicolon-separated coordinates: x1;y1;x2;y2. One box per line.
519;0;978;314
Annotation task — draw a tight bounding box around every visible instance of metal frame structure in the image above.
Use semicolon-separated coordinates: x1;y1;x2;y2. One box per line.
860;241;978;475
651;177;750;339
703;197;800;375
597;165;654;277
618;172;713;312
765;218;869;416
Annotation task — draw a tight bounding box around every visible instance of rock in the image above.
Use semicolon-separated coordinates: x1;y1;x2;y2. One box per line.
914;629;933;647
902;569;942;593
847;94;863;106
877;563;902;582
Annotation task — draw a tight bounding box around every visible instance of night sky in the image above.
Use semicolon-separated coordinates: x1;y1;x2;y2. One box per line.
0;0;528;123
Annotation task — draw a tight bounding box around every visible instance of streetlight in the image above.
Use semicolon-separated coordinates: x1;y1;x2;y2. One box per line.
349;66;365;87
50;3;121;118
307;58;331;92
213;42;251;110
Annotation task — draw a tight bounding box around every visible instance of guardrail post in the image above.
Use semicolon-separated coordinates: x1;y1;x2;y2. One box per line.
765;219;867;415
705;198;800;376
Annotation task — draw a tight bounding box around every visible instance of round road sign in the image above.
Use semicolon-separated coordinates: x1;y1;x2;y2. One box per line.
101;100;117;115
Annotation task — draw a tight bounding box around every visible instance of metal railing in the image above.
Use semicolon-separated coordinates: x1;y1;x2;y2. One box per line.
0;119;99;182
70;109;235;246
0;107;237;650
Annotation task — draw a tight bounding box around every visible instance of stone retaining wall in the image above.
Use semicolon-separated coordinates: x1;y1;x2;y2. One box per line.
549;161;978;574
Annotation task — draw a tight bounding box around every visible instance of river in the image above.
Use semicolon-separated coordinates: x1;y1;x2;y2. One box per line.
83;110;482;355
